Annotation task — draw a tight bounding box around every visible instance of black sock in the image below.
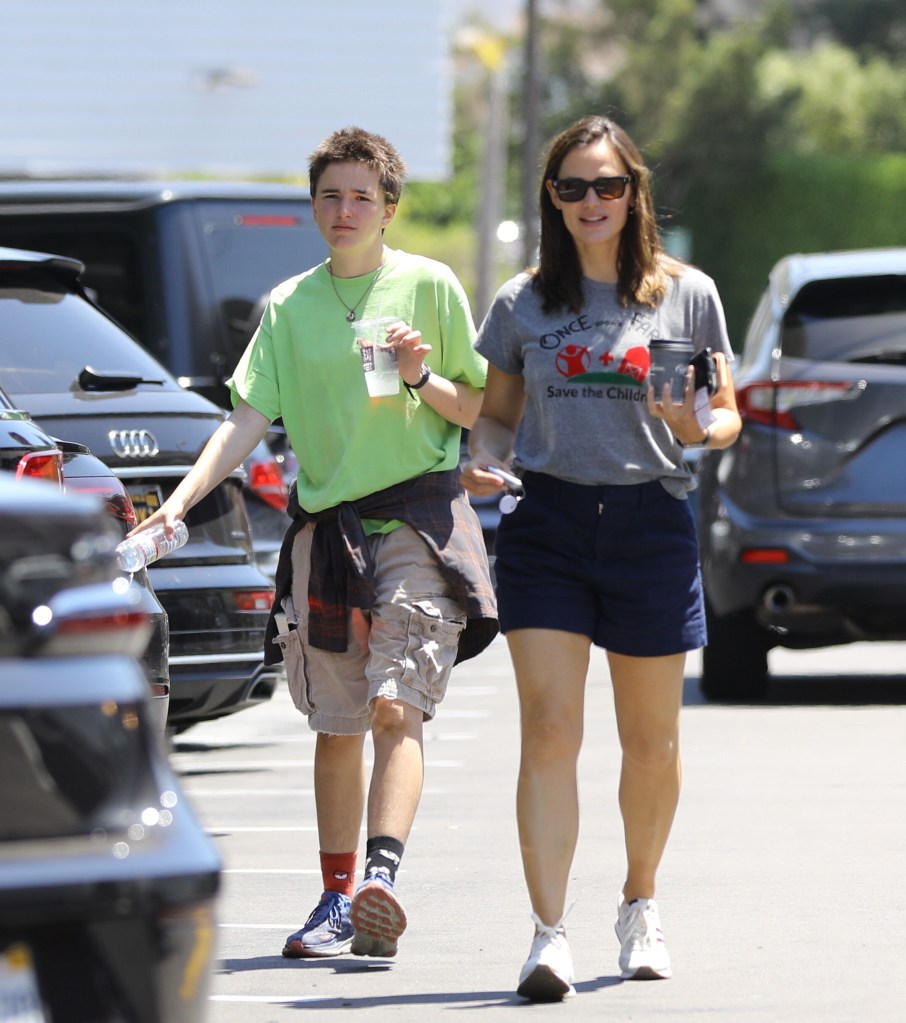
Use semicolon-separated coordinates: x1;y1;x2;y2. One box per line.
363;836;405;884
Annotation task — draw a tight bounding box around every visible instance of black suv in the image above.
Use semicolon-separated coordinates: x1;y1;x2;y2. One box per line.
0;246;279;730
696;247;906;701
0;179;326;409
0;179;324;570
0;382;171;736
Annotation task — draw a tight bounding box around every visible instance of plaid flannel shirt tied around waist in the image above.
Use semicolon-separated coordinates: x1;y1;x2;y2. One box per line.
264;468;498;666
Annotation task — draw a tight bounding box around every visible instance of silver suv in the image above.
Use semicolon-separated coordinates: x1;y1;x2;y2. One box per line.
696;247;906;700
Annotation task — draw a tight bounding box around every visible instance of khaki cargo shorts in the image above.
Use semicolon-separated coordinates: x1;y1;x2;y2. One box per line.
273;523;466;735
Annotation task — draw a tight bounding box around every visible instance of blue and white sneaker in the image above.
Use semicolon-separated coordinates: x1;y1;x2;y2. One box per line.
349;873;408;958
282;891;353;958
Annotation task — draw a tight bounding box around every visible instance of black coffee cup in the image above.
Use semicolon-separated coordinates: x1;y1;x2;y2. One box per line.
648;338;693;398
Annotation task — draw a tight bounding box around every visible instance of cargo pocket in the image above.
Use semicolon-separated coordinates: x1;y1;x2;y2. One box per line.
399;602;465;705
274;596;314;716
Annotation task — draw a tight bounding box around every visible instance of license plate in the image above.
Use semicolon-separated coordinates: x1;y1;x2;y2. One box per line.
127;485;165;523
0;944;47;1023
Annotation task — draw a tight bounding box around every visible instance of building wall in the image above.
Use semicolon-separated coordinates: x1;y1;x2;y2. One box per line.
1;0;455;180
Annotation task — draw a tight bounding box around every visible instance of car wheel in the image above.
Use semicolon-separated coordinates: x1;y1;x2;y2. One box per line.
700;602;770;702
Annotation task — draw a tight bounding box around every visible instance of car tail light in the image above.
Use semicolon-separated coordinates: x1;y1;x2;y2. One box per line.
52;608;149;636
740;548;791;564
233;590;275;613
247;455;289;512
736;381;853;430
235;214;301;227
65;475;138;532
32;581;152;658
16;449;64;486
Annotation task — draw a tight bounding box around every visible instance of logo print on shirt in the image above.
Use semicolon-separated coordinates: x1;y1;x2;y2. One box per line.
555;345;591;376
555;343;650;386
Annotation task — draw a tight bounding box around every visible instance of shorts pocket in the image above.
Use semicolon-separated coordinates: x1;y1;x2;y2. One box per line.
375;602;465;706
274;627;314;715
401;604;465;703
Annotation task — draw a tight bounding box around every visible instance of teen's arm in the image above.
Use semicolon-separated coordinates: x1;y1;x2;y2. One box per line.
127;399;272;537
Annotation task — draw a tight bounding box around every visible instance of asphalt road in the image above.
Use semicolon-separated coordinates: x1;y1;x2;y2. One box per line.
171;637;906;1023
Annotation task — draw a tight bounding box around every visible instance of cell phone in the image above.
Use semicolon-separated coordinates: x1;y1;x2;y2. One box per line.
690;348;717;395
485;465;523;490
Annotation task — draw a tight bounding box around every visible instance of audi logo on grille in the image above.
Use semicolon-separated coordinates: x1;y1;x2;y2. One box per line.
108;429;160;458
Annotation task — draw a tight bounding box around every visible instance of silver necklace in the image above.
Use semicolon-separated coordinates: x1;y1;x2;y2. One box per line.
327;260;384;322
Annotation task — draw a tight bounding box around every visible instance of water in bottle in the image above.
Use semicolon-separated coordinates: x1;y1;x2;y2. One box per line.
116;520;188;573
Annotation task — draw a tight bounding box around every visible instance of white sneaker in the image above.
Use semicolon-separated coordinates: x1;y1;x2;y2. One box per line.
615;895;672;979
516;912;576;1002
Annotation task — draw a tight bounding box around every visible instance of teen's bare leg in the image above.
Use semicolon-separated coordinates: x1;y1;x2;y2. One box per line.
508;628;591;925
314;732;367;851
367;698;424;840
608;651;685;902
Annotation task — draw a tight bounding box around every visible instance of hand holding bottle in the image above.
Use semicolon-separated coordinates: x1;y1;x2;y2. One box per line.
116;520;188;572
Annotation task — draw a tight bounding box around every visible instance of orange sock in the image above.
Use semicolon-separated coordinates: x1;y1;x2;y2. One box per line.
320;851;356;897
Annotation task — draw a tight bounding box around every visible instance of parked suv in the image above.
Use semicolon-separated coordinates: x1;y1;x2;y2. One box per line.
696;247;906;701
0;382;171;735
0;246;279;730
0;179;325;409
0;179;318;568
0;472;220;1022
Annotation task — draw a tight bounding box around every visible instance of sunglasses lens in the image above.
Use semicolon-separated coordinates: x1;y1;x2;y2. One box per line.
595;178;627;199
554;180;584;202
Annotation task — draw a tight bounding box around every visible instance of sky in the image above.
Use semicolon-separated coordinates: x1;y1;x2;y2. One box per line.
447;0;525;30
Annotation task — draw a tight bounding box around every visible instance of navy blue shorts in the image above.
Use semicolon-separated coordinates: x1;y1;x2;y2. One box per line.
494;472;706;657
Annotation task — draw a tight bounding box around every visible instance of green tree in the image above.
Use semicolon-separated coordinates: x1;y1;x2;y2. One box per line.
760;41;906;154
804;0;906;60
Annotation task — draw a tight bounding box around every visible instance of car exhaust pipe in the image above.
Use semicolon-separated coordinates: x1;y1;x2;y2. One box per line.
762;584;795;613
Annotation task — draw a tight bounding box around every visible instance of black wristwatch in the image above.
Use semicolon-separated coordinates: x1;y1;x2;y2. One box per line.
679;426;710;449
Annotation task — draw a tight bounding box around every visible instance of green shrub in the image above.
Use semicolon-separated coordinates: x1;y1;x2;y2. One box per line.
678;152;906;345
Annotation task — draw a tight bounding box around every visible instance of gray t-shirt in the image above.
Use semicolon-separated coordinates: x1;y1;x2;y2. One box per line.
475;266;732;498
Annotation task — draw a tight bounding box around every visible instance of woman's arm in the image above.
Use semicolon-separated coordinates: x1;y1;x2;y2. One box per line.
460;365;527;496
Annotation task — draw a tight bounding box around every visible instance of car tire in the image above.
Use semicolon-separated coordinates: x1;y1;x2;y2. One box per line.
700;602;770;702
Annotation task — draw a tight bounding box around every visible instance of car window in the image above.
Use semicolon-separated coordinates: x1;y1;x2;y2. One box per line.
0;271;182;394
738;290;774;370
0;227;146;341
193;200;326;365
781;275;906;364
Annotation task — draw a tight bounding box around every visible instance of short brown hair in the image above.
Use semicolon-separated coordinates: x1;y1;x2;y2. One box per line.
308;126;407;205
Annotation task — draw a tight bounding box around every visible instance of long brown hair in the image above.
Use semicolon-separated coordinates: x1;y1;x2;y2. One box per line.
533;115;681;314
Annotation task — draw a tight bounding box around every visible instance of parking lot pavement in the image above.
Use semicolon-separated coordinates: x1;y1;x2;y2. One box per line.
171;637;906;1022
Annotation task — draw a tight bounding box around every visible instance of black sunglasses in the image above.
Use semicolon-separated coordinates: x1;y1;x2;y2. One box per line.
551;175;632;202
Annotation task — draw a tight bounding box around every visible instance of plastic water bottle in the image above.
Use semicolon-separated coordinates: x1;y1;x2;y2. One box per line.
116;520;188;572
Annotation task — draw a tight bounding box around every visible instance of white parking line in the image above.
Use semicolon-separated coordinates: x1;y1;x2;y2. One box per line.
443;686;499;695
175;759;464;771
179;788;316;797
205;825;321;833
186;787;449;797
217;923;310;929
222;868;323;874
173;759;314;769
209;995;326;1004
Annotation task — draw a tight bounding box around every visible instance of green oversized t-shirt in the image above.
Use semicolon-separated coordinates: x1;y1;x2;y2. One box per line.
228;248;486;514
